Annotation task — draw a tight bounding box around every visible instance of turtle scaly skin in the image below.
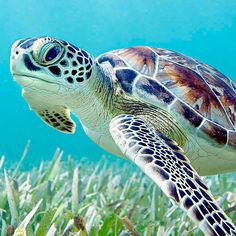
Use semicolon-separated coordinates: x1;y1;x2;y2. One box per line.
10;37;236;235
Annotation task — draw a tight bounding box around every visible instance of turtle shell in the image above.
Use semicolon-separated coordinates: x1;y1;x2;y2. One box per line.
97;46;236;148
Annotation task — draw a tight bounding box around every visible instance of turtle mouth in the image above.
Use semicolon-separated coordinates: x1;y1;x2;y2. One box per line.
12;73;56;86
12;73;62;93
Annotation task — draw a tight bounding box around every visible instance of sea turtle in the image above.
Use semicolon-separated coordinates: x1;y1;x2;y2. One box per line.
10;37;236;235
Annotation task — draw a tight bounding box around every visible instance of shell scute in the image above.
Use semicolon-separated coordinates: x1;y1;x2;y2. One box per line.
200;120;228;145
154;48;198;71
197;65;236;128
232;81;236;92
157;58;234;129
115;69;137;93
135;76;175;104
97;53;127;68
198;61;233;88
228;131;236;148
151;48;236;131
116;47;157;77
172;100;203;128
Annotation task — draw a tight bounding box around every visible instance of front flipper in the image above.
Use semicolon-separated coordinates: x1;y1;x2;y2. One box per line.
110;114;236;236
35;106;76;133
23;91;76;133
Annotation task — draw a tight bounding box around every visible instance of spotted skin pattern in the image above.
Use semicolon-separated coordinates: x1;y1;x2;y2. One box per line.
110;114;236;236
17;37;94;84
98;46;236;148
39;108;75;133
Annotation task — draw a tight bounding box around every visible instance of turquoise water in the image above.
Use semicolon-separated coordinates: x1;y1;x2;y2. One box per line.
0;0;236;165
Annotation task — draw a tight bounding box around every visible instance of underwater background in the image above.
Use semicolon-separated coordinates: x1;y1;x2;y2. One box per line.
0;0;236;166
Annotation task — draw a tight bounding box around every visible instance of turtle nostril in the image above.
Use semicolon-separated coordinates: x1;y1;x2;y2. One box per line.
16;51;19;55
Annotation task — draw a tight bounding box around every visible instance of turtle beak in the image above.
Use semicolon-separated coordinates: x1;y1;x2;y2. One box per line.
10;39;24;74
10;40;23;81
10;38;36;73
10;39;37;87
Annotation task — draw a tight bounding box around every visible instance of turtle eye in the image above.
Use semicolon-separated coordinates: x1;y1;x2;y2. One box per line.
34;42;64;65
45;46;61;61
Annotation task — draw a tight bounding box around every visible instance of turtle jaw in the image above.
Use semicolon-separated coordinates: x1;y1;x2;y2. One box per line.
11;72;65;99
11;66;62;92
12;74;58;89
11;74;34;87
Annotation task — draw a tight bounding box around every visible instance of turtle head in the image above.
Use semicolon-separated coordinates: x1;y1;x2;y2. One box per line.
10;37;97;133
10;37;95;90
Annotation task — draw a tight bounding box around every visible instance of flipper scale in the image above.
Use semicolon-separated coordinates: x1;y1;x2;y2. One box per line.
110;114;236;236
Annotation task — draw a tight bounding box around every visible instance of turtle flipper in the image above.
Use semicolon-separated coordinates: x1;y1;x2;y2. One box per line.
22;91;76;133
110;114;236;236
34;106;76;133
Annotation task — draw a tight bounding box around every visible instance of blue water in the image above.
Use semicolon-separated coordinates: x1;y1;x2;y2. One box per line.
0;0;236;165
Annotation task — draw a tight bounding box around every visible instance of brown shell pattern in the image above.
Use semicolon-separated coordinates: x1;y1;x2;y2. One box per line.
97;47;236;147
